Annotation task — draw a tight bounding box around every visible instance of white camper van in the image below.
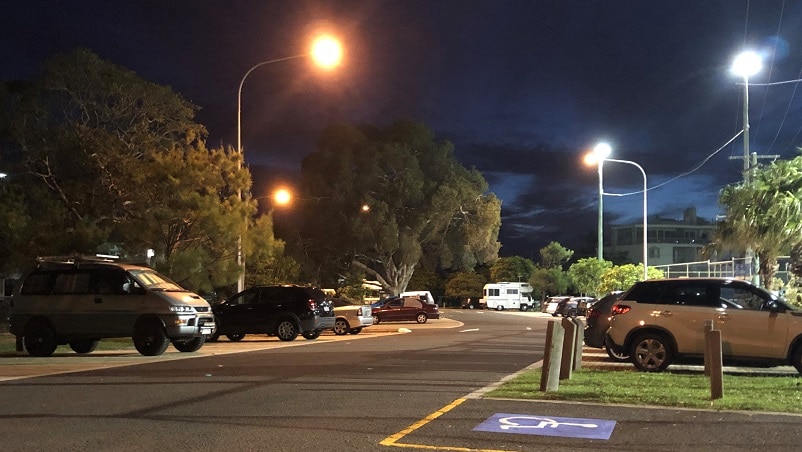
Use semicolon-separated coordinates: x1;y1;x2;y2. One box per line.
480;282;535;311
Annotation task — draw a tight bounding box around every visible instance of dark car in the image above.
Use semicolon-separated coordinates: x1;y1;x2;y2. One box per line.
584;291;626;361
372;296;440;324
207;285;335;342
460;297;481;309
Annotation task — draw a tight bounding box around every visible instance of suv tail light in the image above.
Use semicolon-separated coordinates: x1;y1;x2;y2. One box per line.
611;304;631;316
586;308;601;319
306;299;317;311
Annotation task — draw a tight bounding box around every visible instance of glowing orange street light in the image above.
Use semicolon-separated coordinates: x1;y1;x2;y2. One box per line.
273;188;292;206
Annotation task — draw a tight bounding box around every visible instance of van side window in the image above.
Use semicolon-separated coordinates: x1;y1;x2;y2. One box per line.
20;272;52;295
52;271;92;294
92;269;129;295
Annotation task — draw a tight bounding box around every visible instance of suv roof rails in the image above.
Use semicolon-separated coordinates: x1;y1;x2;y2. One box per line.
35;254;120;267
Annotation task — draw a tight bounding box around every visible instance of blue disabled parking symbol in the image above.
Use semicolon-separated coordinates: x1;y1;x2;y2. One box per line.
474;413;616;440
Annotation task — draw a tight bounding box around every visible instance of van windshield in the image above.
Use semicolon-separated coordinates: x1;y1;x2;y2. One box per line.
129;269;186;292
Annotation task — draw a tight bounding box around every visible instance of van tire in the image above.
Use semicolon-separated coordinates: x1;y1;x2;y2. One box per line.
133;318;170;356
302;330;321;340
172;336;205;352
519;305;529;312
69;339;99;354
24;320;58;357
496;305;504;311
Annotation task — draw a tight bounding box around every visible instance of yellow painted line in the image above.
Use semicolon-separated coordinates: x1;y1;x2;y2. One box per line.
380;397;513;452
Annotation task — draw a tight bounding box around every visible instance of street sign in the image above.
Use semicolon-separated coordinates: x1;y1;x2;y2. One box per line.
473;413;616;440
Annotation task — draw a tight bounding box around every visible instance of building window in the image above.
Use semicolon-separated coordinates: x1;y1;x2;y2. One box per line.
649;247;660;259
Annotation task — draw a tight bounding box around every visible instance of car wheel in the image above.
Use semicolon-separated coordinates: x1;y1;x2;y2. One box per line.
206;328;220;342
416;313;428;324
630;332;673;372
333;319;350;335
226;333;245;342
172;336;205;352
373;315;381;325
302;330;321;340
519;304;529;312
69;339;99;354
605;343;630;362
792;346;802;375
349;327;362;335
551;312;559;317
275;319;299;341
468;304;475;309
23;319;59;357
496;305;504;311
133;318;170;356
564;308;577;318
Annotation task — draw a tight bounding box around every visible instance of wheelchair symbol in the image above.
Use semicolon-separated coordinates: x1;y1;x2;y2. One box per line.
499;416;598;430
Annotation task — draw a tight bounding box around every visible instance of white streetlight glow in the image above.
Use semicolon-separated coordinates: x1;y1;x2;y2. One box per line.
730;50;763;78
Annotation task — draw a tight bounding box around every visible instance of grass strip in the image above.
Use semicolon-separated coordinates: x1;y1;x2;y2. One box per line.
486;368;802;414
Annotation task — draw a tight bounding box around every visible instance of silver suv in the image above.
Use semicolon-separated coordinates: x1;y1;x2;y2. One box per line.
606;278;802;373
9;256;215;357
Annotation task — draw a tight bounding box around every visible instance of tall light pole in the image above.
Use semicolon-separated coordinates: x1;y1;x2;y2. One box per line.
584;143;611;260
236;34;343;292
584;146;649;280
730;50;762;185
730;50;762;287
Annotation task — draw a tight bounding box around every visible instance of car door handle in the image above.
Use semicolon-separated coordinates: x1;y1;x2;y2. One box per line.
718;314;730;321
660;310;673;317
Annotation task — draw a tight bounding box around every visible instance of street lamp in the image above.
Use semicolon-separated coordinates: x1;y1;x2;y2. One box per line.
730;50;762;184
236;34;343;292
584;146;649;280
584;143;611;260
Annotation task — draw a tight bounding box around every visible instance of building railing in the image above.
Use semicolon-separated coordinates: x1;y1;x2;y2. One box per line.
653;257;790;284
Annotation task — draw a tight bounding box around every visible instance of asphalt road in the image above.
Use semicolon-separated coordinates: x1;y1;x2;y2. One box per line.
2;310;802;451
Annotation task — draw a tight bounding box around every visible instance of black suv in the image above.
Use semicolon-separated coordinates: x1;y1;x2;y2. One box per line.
208;285;335;342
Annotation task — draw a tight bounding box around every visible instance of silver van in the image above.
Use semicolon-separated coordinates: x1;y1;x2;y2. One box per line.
8;256;215;357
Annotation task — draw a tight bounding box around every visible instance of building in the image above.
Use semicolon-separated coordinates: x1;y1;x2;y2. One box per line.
607;207;715;266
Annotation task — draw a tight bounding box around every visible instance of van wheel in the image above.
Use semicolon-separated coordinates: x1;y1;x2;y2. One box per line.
333;319;350;335
631;332;673;372
416;313;428;324
24;320;58;357
275;319;299;341
496;305;504;311
133;319;170;356
172;336;205;352
302;330;321;340
69;339;99;354
519;305;529;312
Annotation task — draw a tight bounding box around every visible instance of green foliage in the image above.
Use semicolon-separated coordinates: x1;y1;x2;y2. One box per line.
406;268;443;295
245;214;300;286
529;266;570;298
445;271;486;298
539;241;574;268
568;258;613;297
0;48;254;291
597;264;646;294
489;256;536;282
714;154;802;289
297;121;501;295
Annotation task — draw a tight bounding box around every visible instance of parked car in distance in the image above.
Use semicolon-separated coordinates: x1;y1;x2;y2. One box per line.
400;290;435;304
583;291;625;361
461;297;482;309
544;296;571;316
372;296;440;324
208;285;335;342
331;298;373;335
573;296;596;316
606;278;802;373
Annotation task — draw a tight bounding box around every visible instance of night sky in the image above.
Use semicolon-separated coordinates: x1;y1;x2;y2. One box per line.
3;1;802;260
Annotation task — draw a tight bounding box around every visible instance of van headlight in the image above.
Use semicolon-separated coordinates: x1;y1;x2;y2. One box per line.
169;305;195;313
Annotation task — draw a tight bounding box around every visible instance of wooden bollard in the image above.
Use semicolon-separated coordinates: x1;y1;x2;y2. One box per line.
560;317;576;380
707;328;724;399
540;320;564;392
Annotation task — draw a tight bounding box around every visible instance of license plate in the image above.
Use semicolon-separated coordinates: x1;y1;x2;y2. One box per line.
201;327;214;335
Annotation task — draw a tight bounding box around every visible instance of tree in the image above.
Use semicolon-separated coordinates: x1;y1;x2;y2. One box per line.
1;49;251;290
597;264;663;294
568;258;613;297
529;266;570;298
539;241;574;269
489;256;536;282
714;155;802;289
245;214;300;287
297;121;501;295
445;271;486;298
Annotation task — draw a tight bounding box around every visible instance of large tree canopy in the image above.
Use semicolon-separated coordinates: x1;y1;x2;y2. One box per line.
297;121;501;294
0;48;252;291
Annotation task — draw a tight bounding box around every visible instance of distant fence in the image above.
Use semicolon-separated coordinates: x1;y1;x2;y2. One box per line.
654;256;790;284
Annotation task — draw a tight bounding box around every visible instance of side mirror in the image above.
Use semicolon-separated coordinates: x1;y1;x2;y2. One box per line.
766;301;783;313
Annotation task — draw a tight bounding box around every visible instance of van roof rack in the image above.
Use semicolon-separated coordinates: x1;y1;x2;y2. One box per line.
36;254;120;266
